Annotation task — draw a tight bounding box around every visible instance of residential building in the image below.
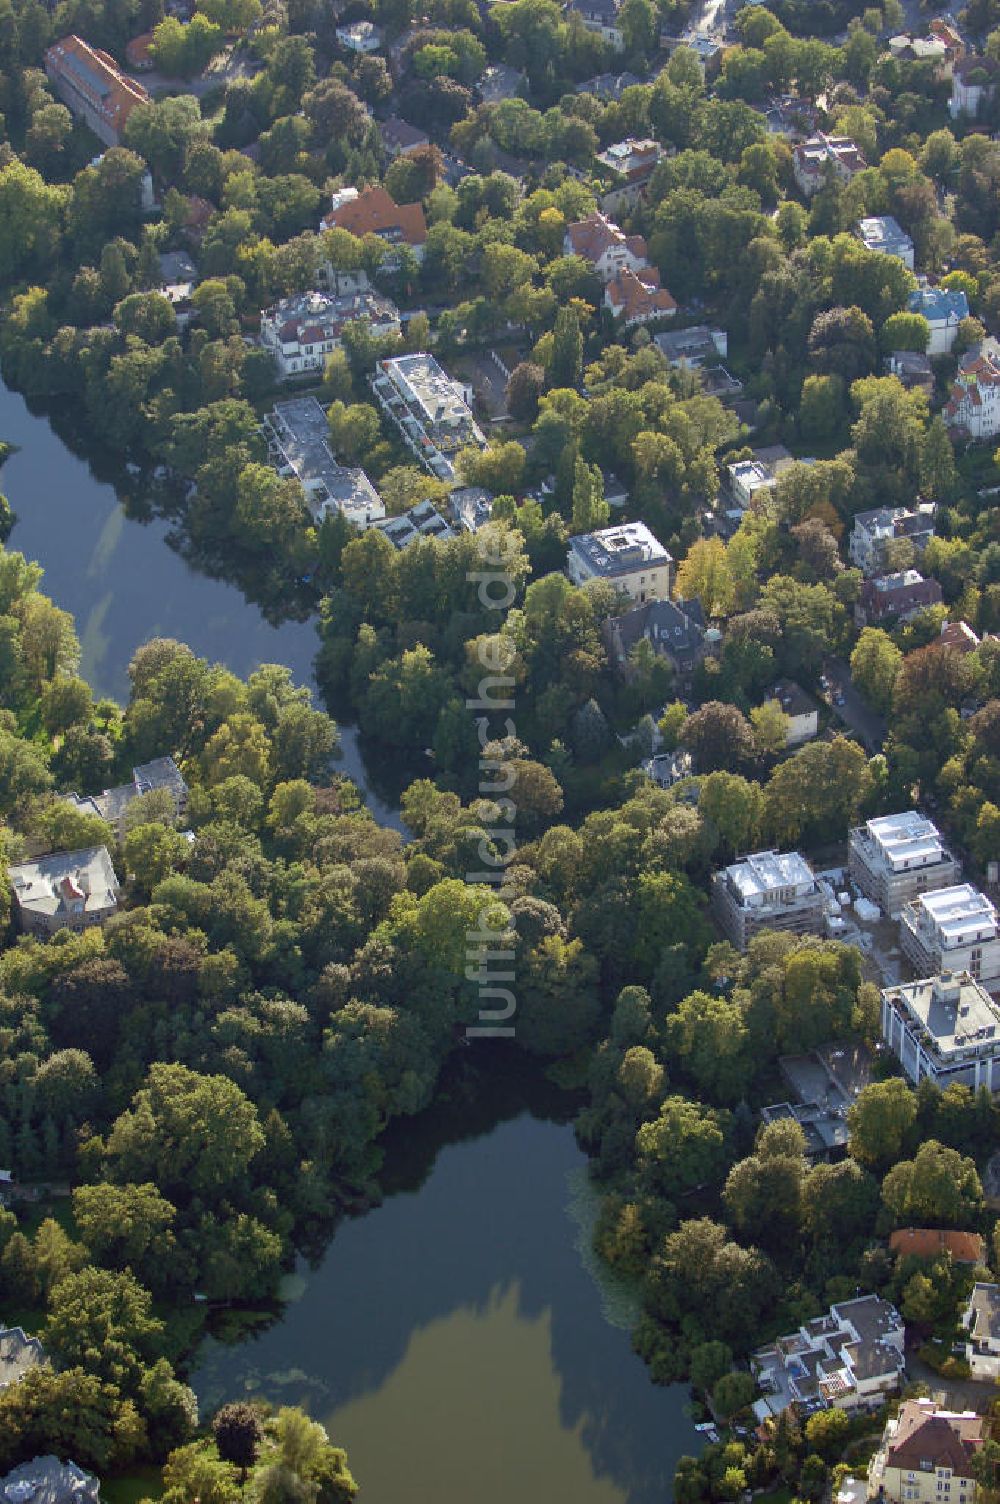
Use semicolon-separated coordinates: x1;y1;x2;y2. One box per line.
321;185;427;265
929;16;966;58
963;1284;1000;1377
868;1399;983;1504
379;116;429;157
711;849;825;951
0;1327;46;1389
849;811;960;919
849;504;936;576
940;619;981;654
908;285;969;355
856;570;943;627
569;0;624;49
371;353;485;482
642;749;693;788
887;32;951;66
376;499;455;550
950;52;1000;117
856;215;915;270
654;325;728;368
944;339;1000;441
263;397;384;529
604;596;708;679
44;34;151;147
900;886;1000;989
336;19;383;51
0;1457;100;1504
888;1229;985;1263
765;680;818;745
158;249;198;305
566;522;673;602
9;847;120;937
764;94;820;138
881;971;1000;1091
259;289;401;380
728;458;777;510
884;349;934;393
563;211;648;283
604;266;677;326
125;31;155;70
598;139;665;213
476;64;525;104
448;486;493;533
67;756;188;839
793;134;866;197
753;1294;905;1417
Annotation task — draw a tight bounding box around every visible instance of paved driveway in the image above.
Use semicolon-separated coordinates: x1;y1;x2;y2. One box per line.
824;657;887;753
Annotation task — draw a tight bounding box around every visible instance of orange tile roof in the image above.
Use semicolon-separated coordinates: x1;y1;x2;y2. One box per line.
125;32;155;67
565;211;647;264
322;184;427;246
889;1228;985;1263
45;34;150;134
606;266;676;322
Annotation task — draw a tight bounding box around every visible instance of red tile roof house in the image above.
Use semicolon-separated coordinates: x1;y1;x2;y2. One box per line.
125;32;155;71
604;267;677;327
563;211;649;284
889;1229;986;1264
321;184;427;266
45;34;150;147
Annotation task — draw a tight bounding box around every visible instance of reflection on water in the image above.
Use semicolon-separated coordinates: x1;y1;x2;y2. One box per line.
193;1056;699;1504
0;377;401;829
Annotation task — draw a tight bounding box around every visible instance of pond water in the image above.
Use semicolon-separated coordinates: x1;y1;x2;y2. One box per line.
0;373;699;1502
193;1052;700;1504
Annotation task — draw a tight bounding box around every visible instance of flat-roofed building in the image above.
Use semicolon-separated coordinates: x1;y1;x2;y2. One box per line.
45;34;150;147
712;848;825;950
881;970;1000;1090
371;353;485;482
856;215;915;269
9;847;119;937
849;811;961;918
900;885;1000;989
375;498;455;550
566;522;672;603
263;397;384;530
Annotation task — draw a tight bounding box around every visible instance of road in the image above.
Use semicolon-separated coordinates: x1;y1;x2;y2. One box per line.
823;656;887;753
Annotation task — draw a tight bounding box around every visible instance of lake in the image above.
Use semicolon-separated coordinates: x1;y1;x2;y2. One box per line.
0;373;700;1501
0;377;402;829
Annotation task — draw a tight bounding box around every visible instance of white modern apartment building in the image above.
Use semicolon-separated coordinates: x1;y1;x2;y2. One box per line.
881;970;1000;1092
260;289;400;380
263;397;384;530
566;522;673;603
849;811;961;919
711;849;825;951
371;354;485;482
754;1295;905;1418
900;884;1000;989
